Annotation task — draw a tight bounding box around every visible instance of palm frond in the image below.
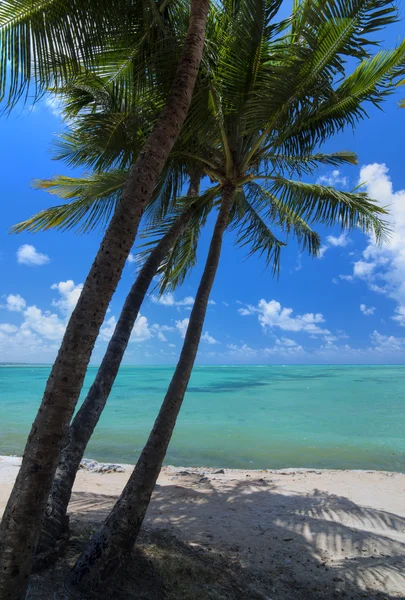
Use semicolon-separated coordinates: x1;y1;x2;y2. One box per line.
141;185;221;292
11;170;128;233
263;175;390;242
0;0;186;110
255;151;358;177
246;181;321;256
230;187;286;274
279;43;405;155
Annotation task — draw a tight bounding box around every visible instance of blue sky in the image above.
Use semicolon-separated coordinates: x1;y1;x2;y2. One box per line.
1;15;405;365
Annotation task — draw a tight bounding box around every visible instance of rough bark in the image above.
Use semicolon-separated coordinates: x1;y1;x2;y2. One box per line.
0;2;209;598
68;184;234;594
35;176;201;564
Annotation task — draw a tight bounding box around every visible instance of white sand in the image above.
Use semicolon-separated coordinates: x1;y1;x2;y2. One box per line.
1;456;405;598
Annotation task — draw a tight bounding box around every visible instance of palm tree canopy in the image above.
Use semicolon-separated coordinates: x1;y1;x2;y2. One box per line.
0;0;189;109
13;0;402;283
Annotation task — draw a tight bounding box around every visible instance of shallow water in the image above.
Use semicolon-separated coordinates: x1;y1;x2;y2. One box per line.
1;364;404;471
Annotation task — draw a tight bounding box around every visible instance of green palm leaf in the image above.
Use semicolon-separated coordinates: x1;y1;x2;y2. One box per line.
264;176;389;241
230;188;286;274
245;181;321;256
11;170;128;233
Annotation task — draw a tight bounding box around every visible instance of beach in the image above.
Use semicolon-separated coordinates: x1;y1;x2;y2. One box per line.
1;455;405;598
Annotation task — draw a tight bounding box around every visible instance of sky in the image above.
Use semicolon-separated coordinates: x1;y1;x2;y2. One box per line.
0;13;405;365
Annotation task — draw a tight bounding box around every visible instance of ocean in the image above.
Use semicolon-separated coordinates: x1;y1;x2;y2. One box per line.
1;364;404;471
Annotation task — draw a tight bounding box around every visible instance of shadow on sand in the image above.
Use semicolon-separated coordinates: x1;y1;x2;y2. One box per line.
56;474;405;599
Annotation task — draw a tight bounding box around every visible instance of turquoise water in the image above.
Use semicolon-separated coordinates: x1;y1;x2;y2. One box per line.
1;364;404;471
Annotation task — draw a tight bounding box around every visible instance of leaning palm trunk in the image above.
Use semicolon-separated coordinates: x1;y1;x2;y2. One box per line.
69;184;234;593
36;177;200;564
0;2;209;597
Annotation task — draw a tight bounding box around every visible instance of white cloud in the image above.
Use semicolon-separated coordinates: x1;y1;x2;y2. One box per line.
339;274;354;282
51;280;83;316
227;343;258;358
327;233;350;248
44;95;63;118
350;164;405;325
316;169;348;188
226;340;304;359
17;244;50;266
239;299;329;335
360;303;376;316
392;306;405;326
0;323;18;334
152;293;215;309
152;293;195;307
99;313;152;343
127;253;137;264
318;233;349;259
5;294;26;312
222;301;229;307
157;332;167;342
175;318;189;338
201;331;219;345
353;260;376;278
22;305;65;340
369;330;405;353
0;282;163;362
276;336;297;347
132;315;154;343
175;318;217;344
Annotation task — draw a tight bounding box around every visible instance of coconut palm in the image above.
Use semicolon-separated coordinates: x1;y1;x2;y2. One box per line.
0;0;210;597
57;0;403;592
5;0;404;593
9;68;370;565
34;174;210;564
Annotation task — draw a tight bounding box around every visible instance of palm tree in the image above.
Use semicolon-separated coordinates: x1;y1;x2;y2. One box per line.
61;0;404;591
34;174;209;563
0;1;210;597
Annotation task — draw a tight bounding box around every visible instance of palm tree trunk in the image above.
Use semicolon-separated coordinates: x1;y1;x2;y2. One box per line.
35;176;201;566
0;3;209;598
69;184;234;594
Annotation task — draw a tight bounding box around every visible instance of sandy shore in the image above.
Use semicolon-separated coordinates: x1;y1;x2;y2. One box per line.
1;456;405;598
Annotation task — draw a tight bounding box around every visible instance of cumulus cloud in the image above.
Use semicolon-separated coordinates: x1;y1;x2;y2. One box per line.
239;299;330;335
0;282;85;360
360;303;376;316
152;293;195;307
201;331;219;344
51;280;83;316
17;244;50;266
0;281;170;361
152;293;215;309
0;323;18;334
316;169;348;188
349;164;405;325
226;338;304;359
22;305;65;340
175;318;189;338
5;294;26;312
175;318;218;344
100;314;152;343
318;233;350;259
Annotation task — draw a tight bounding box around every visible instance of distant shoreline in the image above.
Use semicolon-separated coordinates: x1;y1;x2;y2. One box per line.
2;362;405;366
